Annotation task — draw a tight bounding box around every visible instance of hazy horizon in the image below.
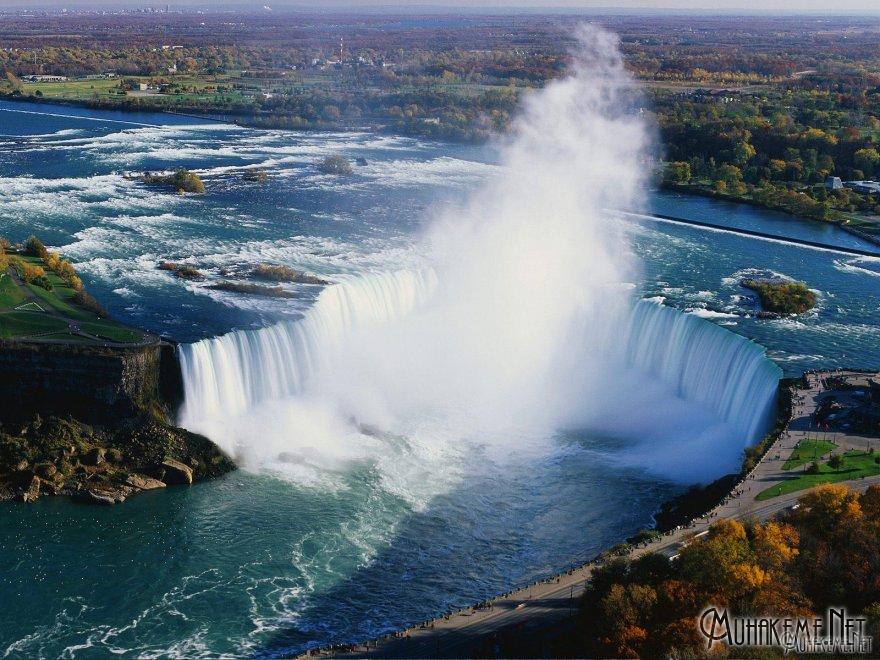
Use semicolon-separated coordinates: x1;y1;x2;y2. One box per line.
0;1;879;16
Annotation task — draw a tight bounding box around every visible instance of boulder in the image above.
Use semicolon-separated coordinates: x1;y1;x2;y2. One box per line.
34;463;57;479
19;476;40;503
80;489;117;505
160;459;193;485
125;474;166;490
106;448;124;463
82;447;106;466
42;477;65;496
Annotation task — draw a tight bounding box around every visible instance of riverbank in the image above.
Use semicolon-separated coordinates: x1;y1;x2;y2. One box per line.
0;248;235;503
0;92;417;142
307;370;880;658
6;90;880;230
662;181;880;248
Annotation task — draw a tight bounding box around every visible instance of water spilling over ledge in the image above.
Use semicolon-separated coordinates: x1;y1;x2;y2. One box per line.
177;269;781;483
622;300;781;445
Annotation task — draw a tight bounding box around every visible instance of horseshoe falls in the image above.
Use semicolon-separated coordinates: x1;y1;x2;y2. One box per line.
622;300;781;444
179;270;780;486
177;26;781;486
179;269;439;423
15;21;880;660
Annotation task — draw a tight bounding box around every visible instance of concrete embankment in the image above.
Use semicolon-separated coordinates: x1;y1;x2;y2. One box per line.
621;210;880;258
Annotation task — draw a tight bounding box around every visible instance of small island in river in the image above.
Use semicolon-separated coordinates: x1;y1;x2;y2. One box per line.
742;278;817;316
126;168;205;194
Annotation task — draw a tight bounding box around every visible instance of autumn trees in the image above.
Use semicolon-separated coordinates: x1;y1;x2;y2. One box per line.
25;235;84;291
657;81;880;220
572;484;880;658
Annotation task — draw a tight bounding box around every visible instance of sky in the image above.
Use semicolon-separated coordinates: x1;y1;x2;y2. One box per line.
2;0;880;13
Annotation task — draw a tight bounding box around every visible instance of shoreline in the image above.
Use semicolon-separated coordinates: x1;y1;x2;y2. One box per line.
305;369;880;658
4;92;879;235
661;182;880;249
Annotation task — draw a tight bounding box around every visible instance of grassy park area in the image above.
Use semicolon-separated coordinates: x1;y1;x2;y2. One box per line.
758;449;880;501
781;438;838;470
0;249;149;345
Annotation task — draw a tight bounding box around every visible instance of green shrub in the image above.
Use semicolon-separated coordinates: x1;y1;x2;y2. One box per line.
317;155;353;175
25;235;48;259
741;278;816;314
32;274;52;291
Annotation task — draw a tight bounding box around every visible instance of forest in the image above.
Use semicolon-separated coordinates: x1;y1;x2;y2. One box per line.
565;484;880;658
1;11;879;224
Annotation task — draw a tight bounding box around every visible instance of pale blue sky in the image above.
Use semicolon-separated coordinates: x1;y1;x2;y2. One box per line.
3;1;880;13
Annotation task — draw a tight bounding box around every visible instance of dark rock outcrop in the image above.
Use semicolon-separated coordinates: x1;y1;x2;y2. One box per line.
0;339;235;504
0;415;234;504
82;447;106;466
126;473;166;490
19;475;40;503
160;458;193;485
0;342;169;424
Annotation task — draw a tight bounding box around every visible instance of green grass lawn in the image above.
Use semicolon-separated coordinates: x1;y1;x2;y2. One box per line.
1;257;146;344
782;438;838;470
0;311;68;338
77;321;143;343
0;273;26;307
18;72;250;106
757;450;880;501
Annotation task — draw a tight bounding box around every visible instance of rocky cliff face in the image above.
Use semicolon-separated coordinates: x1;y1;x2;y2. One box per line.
0;341;172;423
0;340;235;504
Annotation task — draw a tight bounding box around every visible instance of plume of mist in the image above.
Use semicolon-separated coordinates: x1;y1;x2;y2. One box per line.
184;26;755;493
306;25;652;437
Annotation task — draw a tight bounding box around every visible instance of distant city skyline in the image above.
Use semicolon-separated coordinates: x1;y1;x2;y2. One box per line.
1;0;880;15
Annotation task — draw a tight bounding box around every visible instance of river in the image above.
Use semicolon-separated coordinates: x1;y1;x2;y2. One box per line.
0;100;878;657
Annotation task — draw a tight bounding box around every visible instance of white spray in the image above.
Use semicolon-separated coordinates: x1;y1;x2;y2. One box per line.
179;27;779;490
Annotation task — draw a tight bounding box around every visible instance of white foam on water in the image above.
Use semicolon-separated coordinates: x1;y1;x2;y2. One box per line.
835;257;880;278
686;307;740;320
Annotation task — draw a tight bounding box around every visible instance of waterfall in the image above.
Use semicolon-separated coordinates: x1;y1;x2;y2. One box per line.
179;269;437;424
177;28;781;483
179;272;781;466
621;300;781;443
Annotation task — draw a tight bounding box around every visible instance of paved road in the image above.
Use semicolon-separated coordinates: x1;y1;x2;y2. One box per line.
310;371;880;659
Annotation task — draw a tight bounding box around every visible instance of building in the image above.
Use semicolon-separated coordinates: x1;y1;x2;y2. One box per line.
824;176;843;190
844;180;880;195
